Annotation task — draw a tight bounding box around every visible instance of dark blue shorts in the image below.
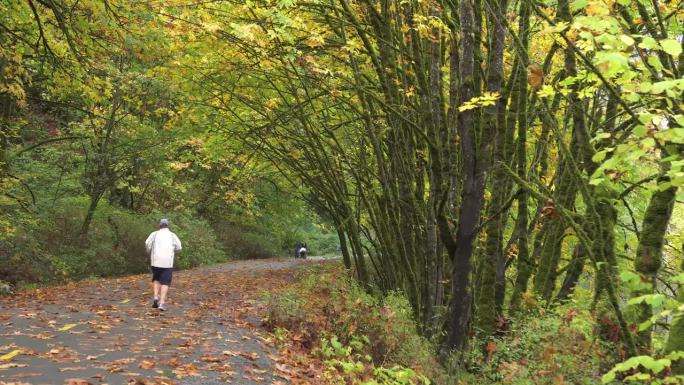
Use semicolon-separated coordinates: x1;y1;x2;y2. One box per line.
151;266;173;286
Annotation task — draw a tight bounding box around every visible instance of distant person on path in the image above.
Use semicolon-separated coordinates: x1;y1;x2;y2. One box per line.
295;241;307;258
145;218;182;311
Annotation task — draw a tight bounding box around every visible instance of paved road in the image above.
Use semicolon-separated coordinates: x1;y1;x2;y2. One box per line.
0;258;328;385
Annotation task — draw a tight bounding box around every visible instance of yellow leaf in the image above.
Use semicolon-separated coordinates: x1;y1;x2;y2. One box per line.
120;298;130;304
306;34;325;48
0;349;22;361
58;323;78;332
586;1;609;16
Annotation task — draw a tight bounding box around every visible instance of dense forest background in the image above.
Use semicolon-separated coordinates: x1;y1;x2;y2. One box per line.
0;0;345;284
1;0;683;383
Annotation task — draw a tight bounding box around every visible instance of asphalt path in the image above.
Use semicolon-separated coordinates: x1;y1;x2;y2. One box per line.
0;258;330;385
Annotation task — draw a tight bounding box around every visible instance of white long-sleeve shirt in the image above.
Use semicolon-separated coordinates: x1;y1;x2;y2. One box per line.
145;228;182;268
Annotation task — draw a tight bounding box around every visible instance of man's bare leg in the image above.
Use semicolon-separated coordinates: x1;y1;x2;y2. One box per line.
159;285;169;305
153;280;161;300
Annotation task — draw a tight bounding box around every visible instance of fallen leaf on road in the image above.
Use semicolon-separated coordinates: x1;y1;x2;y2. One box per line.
238;351;259;361
172;363;200;378
0;363;28;370
200;355;224;363
0;349;22;361
31;333;54;340
58;324;78;332
64;379;92;385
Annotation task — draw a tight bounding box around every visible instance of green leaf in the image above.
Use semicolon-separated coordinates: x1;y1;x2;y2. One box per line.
665;351;684;361
661;39;683;57
637;319;652;331
591;132;611;143
592;151;607;163
571;0;588;11
647;55;664;71
638;114;652;124
657;181;673;191
624;372;651;381
601;370;616;384
672;273;684;285
642;358;670;373
619;35;635;47
638;36;658;49
620;271;637;281
633;125;647;137
674;115;684;127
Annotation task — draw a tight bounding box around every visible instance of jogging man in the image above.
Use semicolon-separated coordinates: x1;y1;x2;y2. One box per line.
145;218;182;311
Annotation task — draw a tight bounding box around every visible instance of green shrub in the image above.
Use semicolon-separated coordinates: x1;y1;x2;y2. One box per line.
0;229;52;283
451;303;602;385
0;196;230;284
211;222;279;260
168;212;229;269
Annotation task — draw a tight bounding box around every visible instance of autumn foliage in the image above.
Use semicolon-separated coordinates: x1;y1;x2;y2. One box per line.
265;264;447;384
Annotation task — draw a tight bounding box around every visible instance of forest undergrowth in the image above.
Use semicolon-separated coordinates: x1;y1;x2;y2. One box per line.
264;264;622;385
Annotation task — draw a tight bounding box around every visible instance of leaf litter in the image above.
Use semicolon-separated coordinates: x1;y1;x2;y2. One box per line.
0;258;319;384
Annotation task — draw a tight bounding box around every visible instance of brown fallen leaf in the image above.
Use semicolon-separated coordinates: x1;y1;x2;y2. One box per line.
527;64;544;90
238;351;258;361
274;363;296;376
200;355;224;363
139;360;156;369
29;333;54;340
64;379;93;385
172;363;200;378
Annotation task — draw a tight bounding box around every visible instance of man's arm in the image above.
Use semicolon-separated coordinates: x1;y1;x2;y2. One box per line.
145;232;155;253
173;234;182;252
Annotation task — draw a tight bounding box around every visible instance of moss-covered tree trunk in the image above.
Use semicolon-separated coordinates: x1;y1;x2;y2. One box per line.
556;244;585;301
475;0;509;338
632;177;677;353
665;255;684;374
336;225;352;270
506;0;531;313
533;161;578;301
445;0;484;352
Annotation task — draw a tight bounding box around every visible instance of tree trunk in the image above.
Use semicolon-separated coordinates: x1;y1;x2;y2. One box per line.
80;188;105;240
475;0;509;338
664;254;684;374
336;226;353;270
445;0;484;352
632;177;677;353
556;244;585;301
